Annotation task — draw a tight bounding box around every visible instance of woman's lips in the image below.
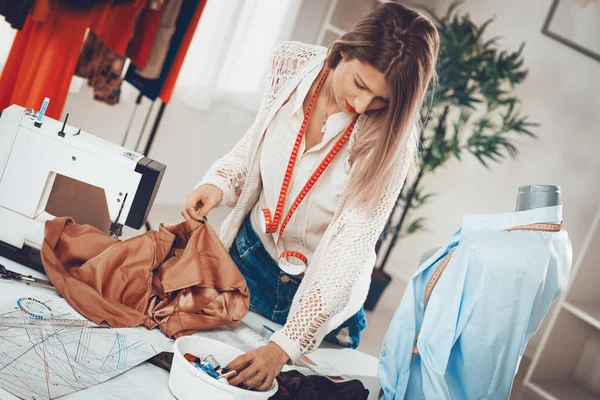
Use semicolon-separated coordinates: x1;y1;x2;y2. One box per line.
345;100;356;114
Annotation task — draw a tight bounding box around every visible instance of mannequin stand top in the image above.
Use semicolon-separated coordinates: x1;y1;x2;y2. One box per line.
418;184;562;265
515;184;561;212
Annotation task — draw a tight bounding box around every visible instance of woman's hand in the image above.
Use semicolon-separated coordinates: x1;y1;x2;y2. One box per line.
181;185;223;221
226;343;289;391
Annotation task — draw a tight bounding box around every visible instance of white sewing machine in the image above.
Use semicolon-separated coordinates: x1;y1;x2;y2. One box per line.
0;104;165;268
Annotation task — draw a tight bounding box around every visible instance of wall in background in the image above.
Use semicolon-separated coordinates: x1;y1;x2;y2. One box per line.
390;0;600;356
290;0;331;44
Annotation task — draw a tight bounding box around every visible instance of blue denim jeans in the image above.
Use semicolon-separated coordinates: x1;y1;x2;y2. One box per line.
229;215;367;349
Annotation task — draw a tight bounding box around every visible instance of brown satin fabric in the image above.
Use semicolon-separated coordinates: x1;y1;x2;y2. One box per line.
41;217;249;338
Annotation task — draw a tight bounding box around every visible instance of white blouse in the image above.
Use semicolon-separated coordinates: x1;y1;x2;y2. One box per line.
250;61;355;274
198;40;414;362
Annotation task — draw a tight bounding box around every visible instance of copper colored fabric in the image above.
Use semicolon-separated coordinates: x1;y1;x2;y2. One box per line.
41;217;250;338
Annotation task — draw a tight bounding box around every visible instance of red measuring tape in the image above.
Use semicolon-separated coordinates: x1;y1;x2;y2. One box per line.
260;69;358;272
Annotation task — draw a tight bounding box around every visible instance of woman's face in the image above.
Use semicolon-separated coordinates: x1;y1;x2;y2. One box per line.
331;52;391;115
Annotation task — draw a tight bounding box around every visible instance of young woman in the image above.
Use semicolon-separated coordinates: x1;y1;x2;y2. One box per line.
182;2;439;391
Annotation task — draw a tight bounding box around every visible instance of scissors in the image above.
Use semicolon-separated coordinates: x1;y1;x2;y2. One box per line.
0;264;54;289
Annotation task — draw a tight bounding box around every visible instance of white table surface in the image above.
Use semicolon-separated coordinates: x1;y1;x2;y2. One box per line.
0;256;381;400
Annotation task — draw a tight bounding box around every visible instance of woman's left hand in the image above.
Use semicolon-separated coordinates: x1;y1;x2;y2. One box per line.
226;342;289;391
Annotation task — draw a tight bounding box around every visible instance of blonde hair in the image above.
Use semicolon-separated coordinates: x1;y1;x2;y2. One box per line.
327;2;439;209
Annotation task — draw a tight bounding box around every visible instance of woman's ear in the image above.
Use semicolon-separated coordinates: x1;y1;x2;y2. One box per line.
340;50;347;59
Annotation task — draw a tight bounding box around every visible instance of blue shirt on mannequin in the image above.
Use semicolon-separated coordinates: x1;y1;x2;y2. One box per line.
378;205;572;399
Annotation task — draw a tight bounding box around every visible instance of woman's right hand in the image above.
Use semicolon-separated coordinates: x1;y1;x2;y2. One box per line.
181;184;223;221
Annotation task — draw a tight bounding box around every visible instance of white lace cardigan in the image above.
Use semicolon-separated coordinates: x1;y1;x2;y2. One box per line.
197;41;414;362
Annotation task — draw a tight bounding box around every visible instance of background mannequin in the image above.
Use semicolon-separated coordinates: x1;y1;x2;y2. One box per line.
515;184;561;211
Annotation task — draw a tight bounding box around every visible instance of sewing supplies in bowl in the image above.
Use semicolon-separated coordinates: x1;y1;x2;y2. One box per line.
169;336;278;400
183;353;239;385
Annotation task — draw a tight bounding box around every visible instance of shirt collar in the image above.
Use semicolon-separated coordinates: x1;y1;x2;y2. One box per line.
322;112;354;140
413;205;562;280
461;205;563;235
292;55;326;115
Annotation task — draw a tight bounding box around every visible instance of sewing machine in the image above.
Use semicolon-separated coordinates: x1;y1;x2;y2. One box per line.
0;104;165;269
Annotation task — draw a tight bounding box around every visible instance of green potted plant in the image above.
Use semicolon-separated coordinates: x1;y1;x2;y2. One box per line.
364;1;539;311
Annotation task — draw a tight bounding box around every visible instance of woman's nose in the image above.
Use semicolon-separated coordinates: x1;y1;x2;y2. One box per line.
354;97;369;114
354;92;380;114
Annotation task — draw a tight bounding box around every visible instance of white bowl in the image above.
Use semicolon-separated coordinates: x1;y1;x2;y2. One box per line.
169;336;279;400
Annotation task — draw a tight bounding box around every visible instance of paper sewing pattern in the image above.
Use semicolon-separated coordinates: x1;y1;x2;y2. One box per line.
0;298;162;400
